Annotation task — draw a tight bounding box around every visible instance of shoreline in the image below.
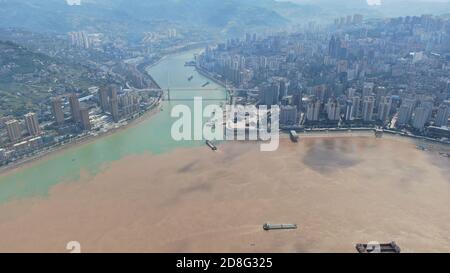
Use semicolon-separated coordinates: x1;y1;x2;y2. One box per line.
4;116;448;177
194;66;227;88
143;42;210;71
0;100;162;176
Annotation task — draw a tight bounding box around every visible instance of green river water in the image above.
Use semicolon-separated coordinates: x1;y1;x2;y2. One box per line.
0;50;226;204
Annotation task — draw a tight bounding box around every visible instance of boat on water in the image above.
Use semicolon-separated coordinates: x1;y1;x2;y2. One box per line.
374;129;384;138
188;76;194;81
205;121;216;128
205;140;217;151
356;241;401;253
184;61;196;66
202;81;210;87
289;130;299;142
416;145;427;151
263;223;297;231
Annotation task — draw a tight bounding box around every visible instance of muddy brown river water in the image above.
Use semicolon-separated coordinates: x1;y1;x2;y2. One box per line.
0;136;448;253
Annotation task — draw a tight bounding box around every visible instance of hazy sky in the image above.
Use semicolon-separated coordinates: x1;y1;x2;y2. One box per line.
65;0;450;7
284;0;450;3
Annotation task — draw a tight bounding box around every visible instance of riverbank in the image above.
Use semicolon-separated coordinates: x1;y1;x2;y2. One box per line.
0;99;162;176
194;65;227;88
293;128;450;145
140;42;211;71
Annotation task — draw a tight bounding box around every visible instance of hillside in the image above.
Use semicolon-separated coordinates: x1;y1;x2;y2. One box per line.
287;0;450;20
0;41;108;117
0;0;293;38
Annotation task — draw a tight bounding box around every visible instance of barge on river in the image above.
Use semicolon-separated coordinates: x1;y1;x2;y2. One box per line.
356;241;401;253
263;223;297;231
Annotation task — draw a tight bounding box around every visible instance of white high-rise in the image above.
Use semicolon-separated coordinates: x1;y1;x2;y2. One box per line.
327;99;341;121
377;96;392;123
362;96;375;122
435;104;449;127
412;106;428;130
24;113;41;136
306;98;321;122
350;96;361;120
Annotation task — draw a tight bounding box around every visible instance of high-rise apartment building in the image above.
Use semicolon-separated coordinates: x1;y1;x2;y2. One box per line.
6;119;21;142
362;82;374;99
24;113;41;136
327;99;341;121
109;86;120;123
377;96;392;122
398;104;412;126
413;106;428;130
435;104;449;127
350;96;361;120
99;87;110;113
306;98;321;122
80;107;92;131
51;97;65;125
280;105;298;125
362;96;375;122
69;94;82;123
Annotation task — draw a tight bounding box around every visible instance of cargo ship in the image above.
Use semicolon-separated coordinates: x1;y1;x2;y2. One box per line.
263;223;297;231
374;129;384;138
356;241;401;253
205;140;217;151
416;145;427;151
184;61;196;66
289;130;299;142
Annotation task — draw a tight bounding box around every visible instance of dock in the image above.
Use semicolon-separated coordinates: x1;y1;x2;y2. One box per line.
263;223;297;231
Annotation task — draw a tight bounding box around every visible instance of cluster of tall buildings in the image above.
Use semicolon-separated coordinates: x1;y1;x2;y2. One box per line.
1;112;46;163
333;14;364;27
68;31;91;49
99;86;119;122
51;94;91;131
5;113;41;143
1;83;147;165
98;85;141;122
197;14;450;137
48;85;142;134
398;98;450;131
